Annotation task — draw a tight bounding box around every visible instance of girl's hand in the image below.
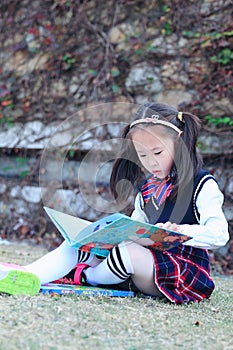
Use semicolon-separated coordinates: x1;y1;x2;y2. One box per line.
156;221;182;233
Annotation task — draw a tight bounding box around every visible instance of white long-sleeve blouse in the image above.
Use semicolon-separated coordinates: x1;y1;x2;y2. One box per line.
131;178;229;250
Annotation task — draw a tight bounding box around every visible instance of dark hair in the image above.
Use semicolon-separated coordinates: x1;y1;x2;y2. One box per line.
110;102;203;203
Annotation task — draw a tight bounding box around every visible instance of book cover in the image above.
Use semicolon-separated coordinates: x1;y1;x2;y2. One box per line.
44;207;192;257
40;283;135;297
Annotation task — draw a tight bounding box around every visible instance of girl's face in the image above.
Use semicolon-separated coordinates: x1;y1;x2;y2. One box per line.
132;126;175;179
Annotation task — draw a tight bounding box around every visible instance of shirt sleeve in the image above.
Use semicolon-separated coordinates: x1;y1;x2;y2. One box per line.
130;193;148;222
181;179;229;249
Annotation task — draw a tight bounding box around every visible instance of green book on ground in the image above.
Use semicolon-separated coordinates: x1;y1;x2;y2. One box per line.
40;283;135;297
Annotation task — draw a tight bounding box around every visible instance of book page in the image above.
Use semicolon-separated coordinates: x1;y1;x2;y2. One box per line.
44;207;192;257
75;215;192;252
44;207;91;244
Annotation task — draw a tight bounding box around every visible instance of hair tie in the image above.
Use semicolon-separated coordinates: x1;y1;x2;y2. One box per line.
177;112;183;122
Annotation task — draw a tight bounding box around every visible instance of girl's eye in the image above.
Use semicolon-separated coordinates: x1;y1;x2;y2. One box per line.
138;151;162;157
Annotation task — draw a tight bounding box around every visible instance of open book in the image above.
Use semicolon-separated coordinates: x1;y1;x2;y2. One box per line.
44;207;192;257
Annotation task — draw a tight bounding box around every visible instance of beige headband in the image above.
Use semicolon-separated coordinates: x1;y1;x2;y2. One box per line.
130;115;182;134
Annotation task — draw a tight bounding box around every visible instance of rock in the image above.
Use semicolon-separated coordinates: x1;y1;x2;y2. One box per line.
200;0;231;15
178;37;189;49
0;201;7;215
0;121;59;149
51;79;67;97
0;183;7;194
10;186;22;198
23;120;43;138
161;73;187;92
161;60;190;87
188;57;212;82
125;63;163;93
109;23;136;51
107;123;123;137
94;125;107;138
149;35;188;57
27;39;41;52
25;33;40;52
3;51;26;73
110;102;136;123
12;108;24;119
69;192;100;221
146;27;160;37
22;186;41;203
27;53;49;73
4;33;25;47
0;124;22;147
226;175;233;200
150;34;179;55
202;97;233;116
135;95;149;105
46;189;77;212
18;121;44;147
109;27;125;44
69;77;79;94
198;133;232;155
3;51;51;75
50;131;73;147
223;203;233;222
156;90;193;107
12;199;33;215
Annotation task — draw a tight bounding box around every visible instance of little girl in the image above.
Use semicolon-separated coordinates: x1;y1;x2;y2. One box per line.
0;102;229;304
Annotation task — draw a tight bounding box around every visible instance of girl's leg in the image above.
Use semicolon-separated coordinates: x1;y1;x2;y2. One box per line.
25;241;100;284
84;241;162;297
126;242;162;296
0;241;102;295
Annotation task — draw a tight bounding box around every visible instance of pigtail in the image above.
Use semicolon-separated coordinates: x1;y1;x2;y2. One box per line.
110;125;144;202
178;111;203;174
170;111;203;200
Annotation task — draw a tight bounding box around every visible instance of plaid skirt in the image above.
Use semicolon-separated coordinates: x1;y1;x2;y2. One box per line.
151;245;215;304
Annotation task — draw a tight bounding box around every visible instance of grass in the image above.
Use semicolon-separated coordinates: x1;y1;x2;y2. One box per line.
0;243;233;350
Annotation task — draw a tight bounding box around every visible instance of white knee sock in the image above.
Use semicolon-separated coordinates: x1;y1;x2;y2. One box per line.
84;242;134;286
25;241;96;284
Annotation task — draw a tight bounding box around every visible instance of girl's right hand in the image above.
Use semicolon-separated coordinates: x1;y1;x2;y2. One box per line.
156;221;182;233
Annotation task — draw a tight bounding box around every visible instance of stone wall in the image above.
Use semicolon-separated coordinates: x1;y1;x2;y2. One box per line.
0;114;232;242
0;0;232;250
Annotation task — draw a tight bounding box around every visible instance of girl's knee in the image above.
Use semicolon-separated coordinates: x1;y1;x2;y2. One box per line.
121;240;147;253
119;241;152;264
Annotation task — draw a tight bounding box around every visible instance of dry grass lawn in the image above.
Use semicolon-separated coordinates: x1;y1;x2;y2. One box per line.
0;243;233;350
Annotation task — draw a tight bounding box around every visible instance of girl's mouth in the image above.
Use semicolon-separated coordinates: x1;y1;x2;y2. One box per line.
152;170;161;176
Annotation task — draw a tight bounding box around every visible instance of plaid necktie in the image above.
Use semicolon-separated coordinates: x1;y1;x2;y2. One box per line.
141;175;172;205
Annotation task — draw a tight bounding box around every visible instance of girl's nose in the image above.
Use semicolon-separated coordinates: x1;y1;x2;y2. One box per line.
148;155;158;167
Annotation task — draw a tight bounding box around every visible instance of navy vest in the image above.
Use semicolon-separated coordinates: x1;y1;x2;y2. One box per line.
144;169;216;225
